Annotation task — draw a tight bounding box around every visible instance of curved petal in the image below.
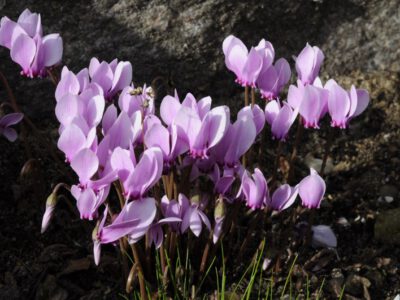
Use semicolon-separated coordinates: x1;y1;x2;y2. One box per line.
55;68;80;101
0;113;23;127
57;123;86;161
241;47;263;86
299;168;326;209
312;225;337;248
111;61;132;93
223;35;248;76
10;33;36;73
197;96;212;120
76;188;97;220
41;33;63;67
55;94;80;126
353;89;369;117
71;148;99;184
271;103;293;140
102;104;118;135
0;17;23;49
327;82;350;128
2;128;17;142
144;123;170;157
225;116;256;164
265;100;280;126
160;95;181;126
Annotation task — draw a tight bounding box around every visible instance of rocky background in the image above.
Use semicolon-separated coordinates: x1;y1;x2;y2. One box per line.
0;0;399;299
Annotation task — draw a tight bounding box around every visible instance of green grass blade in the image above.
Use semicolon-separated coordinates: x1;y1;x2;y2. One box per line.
280;254;298;298
215;267;220;298
197;255;216;297
221;243;226;300
244;239;266;300
316;277;326;300
164;250;181;300
338;284;346;300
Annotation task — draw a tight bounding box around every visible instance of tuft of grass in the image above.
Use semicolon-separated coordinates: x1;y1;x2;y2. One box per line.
244;239;266;300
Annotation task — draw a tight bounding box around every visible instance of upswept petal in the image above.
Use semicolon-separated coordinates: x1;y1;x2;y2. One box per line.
71;148;99;184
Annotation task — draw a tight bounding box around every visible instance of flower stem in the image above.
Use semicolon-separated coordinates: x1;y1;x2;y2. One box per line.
199;231;213;274
244;86;249;107
131;244;148;300
0;69;72;179
271;140;283;185
320;127;334;176
251;87;256;108
287;118;304;184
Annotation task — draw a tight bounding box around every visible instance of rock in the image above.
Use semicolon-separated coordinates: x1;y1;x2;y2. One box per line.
374;208;400;245
344;274;371;298
304;153;334;175
364;269;384;289
35;275;68;300
379;184;399;200
328;268;345;297
0;0;399;121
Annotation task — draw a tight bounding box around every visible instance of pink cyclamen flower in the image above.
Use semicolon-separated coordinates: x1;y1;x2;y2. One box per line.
148;217;182;249
180;194;211;237
160;92;212;126
266;184;299;212
312;225;337;248
0;9;62;77
265;100;298;140
288;83;328;129
160;194;189;232
325;79;369;128
110;147;163;200
237;104;265;135
212;111;256;168
0;112;23;142
239;168;269;210
299;168;326;209
223;35;263;87
118;84;155;118
70;148;116;219
93;198;157;264
174;104;230;159
257;58;291;100
295;43;324;85
144;123;188;171
88;57;132;100
255;38;275;75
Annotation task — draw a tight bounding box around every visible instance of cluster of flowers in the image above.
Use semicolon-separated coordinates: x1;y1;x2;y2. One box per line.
223;35;369;135
0;9;62;77
0;10;369;267
45;58;330;265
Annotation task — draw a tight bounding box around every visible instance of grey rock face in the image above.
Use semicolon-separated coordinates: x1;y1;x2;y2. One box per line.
374;208;400;246
0;0;398;121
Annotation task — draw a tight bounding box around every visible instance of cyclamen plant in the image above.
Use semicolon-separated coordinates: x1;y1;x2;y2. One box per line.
0;10;370;298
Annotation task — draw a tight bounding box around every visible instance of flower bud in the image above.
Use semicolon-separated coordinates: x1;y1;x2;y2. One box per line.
190;194;200;205
214;196;226;219
41;192;57;233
